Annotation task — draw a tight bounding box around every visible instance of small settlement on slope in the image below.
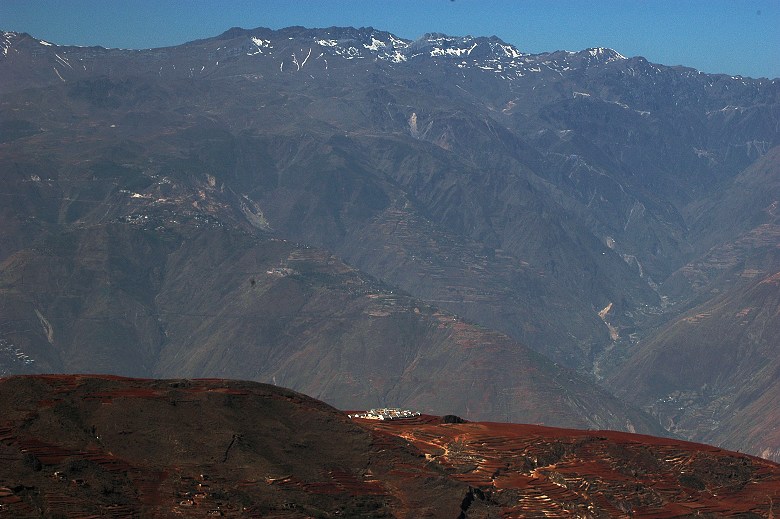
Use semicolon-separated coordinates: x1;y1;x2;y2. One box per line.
348;408;421;421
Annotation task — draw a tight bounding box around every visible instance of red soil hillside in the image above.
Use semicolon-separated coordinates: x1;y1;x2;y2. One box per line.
0;375;778;518
365;416;780;517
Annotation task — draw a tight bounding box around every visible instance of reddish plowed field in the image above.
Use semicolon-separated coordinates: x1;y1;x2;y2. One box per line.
1;375;778;517
363;418;780;516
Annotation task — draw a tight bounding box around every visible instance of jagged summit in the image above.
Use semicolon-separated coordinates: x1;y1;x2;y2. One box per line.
584;46;626;60
2;25;719;85
407;32;524;61
215;26;260;40
5;24;775;82
0;31;65;63
199;27;646;81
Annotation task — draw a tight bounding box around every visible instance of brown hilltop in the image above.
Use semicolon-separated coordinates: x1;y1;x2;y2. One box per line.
0;375;778;518
365;417;780;517
0;375;465;518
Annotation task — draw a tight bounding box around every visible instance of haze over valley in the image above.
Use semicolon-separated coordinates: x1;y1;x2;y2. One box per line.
0;19;779;515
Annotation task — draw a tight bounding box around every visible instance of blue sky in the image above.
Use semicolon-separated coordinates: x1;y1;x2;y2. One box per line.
2;0;778;78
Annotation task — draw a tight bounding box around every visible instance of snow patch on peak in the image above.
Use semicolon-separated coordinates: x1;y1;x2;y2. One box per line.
586;47;626;62
247;36;272;56
495;43;523;59
388;34;409;49
364;36;387;51
251;37;271;48
2;31;19;56
423;33;459;44
409;34;527;64
314;30;409;63
429;42;477;58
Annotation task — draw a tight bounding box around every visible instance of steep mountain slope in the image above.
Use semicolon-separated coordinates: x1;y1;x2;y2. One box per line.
2;27;777;365
610;147;780;461
0;375;777;518
1;26;779;457
611;271;780;461
0;220;662;432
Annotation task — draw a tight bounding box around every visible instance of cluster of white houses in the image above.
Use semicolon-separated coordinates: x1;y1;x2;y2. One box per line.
348;408;421;421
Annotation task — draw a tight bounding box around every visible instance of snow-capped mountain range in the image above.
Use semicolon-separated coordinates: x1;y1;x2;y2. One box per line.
2;25;773;96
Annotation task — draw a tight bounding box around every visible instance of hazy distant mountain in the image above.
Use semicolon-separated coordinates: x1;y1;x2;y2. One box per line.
610;147;780;460
0;26;778;459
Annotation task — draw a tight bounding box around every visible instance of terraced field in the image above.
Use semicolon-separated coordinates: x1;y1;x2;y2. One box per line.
363;416;780;517
1;375;778;517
